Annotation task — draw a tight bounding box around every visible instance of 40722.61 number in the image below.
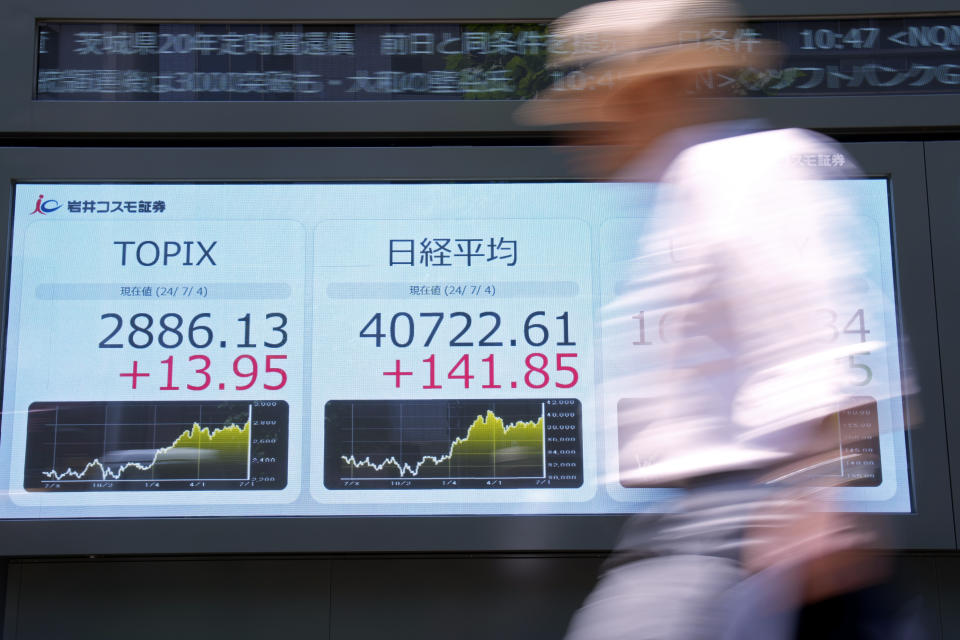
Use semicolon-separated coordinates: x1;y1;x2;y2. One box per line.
360;311;575;348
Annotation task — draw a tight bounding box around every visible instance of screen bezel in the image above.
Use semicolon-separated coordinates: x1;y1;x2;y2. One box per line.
0;143;951;555
918;141;960;546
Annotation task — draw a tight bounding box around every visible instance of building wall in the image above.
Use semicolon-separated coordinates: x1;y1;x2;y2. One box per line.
3;1;960;638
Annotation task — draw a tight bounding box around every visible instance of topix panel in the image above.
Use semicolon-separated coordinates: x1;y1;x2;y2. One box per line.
0;180;911;521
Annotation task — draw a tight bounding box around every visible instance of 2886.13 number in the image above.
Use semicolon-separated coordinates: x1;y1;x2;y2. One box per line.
99;312;287;349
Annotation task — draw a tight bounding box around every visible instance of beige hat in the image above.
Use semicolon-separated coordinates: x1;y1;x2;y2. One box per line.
518;0;776;124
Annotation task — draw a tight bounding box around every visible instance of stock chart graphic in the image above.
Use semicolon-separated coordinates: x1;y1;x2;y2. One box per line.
615;396;882;487
24;400;288;491
325;399;583;489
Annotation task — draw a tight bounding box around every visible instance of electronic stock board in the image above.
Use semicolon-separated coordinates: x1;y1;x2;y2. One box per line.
0;171;912;526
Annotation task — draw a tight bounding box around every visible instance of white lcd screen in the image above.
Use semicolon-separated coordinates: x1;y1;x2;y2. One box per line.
0;181;910;519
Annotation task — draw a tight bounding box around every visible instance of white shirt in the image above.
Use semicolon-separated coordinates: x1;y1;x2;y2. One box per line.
607;127;880;485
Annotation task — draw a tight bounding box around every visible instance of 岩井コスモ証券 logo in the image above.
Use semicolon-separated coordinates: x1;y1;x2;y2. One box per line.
30;195;62;215
27;196;167;214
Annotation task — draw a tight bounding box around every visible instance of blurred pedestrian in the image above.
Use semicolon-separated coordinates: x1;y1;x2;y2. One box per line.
519;1;918;638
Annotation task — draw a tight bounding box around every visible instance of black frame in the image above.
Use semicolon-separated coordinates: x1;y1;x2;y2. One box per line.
3;0;960;136
921;142;960;546
0;142;952;556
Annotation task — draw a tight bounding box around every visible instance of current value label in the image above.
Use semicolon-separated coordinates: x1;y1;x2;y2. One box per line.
0;182;912;519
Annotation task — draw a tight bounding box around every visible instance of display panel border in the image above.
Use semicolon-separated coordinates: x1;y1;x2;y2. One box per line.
3;0;960;136
0;143;951;555
920;141;960;546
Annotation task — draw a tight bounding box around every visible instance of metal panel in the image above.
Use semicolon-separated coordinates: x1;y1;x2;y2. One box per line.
890;555;944;638
922;141;960;547
845;142;955;549
0;552;953;640
5;557;332;640
935;555;960;639
1;562;16;640
329;555;603;640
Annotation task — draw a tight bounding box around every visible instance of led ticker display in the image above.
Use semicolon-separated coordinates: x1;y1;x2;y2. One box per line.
35;18;960;101
0;181;911;519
